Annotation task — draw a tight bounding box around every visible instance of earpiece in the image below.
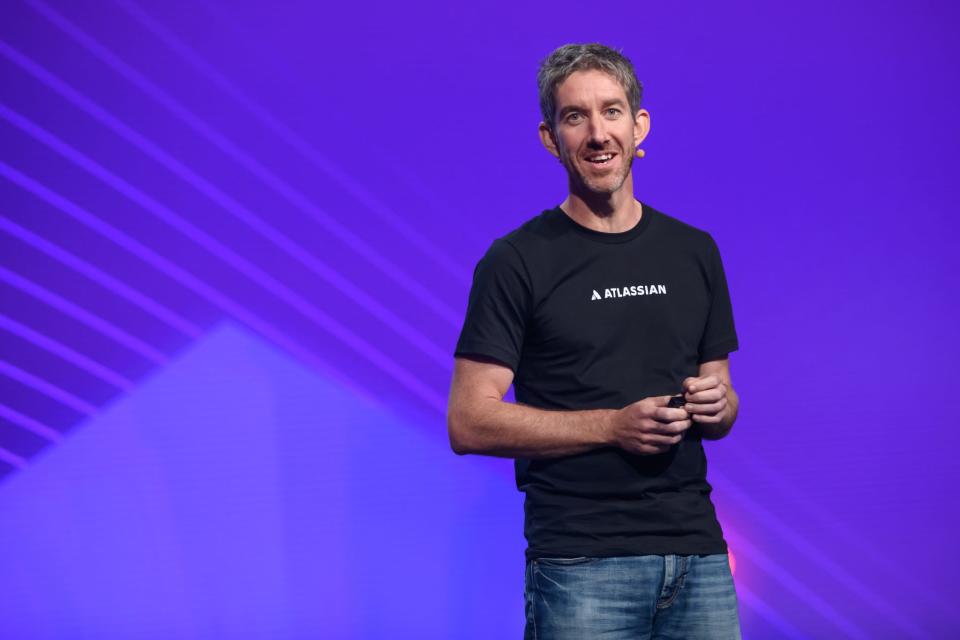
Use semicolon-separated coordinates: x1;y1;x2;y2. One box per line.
635;148;646;159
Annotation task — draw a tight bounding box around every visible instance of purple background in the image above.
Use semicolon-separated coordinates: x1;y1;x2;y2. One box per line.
1;0;958;637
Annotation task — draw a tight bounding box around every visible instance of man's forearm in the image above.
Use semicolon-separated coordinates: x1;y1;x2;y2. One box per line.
449;399;616;459
695;387;739;440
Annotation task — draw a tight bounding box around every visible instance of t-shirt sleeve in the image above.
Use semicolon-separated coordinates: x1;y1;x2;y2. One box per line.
454;238;532;373
698;235;739;363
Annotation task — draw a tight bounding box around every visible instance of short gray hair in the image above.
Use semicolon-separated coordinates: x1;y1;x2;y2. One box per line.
537;43;643;129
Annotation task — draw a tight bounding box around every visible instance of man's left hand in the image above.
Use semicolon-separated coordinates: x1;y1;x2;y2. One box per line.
681;375;728;424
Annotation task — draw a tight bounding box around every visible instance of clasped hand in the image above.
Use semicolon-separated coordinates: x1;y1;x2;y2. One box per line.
611;375;729;455
681;375;729;425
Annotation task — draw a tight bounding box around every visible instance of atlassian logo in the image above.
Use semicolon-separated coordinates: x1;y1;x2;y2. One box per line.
590;284;667;301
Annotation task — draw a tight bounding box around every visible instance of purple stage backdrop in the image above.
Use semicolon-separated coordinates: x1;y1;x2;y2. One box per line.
1;0;958;638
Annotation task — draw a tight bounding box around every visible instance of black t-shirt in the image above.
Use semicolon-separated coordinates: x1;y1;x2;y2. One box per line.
454;203;739;560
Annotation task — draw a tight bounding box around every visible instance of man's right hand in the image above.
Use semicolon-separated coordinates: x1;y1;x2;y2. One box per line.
609;396;692;455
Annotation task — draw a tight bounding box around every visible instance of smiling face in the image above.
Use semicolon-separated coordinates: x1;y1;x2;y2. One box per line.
539;68;649;196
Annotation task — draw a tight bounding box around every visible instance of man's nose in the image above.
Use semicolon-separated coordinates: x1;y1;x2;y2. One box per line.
587;115;610;144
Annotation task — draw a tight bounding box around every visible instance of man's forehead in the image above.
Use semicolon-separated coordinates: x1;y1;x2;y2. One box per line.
555;70;628;108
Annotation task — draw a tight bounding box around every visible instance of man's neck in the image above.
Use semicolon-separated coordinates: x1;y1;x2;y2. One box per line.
559;175;642;233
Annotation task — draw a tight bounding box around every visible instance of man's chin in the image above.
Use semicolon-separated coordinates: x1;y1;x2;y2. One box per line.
563;162;631;197
575;176;627;196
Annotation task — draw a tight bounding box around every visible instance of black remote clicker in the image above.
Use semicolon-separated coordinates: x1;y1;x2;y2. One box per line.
668;394;691;440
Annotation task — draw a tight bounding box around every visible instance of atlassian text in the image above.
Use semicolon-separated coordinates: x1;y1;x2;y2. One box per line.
590;284;667;301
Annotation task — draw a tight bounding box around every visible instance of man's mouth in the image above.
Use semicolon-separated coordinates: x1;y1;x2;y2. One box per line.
583;152;616;167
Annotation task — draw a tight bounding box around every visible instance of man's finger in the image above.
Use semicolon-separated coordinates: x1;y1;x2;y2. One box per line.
654;406;689;423
667;419;692;434
685;386;725;404
692;412;723;424
687;375;722;394
685;398;726;414
648;418;691;435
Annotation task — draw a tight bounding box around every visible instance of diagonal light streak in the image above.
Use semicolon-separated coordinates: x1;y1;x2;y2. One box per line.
715;470;925;638
0;104;457;398
723;529;873;639
0;40;449;369
0;445;27;469
113;0;470;286
0;312;133;390
721;443;956;620
26;0;462;328
0;402;62;442
0;160;447;413
734;583;807;640
0;360;96;415
0;106;451;407
0;214;202;339
0;264;167;365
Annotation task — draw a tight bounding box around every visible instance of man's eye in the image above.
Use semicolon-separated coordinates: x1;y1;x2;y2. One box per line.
567;113;582;122
606;108;622;117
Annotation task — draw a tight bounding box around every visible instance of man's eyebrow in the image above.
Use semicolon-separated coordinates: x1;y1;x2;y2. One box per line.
558;98;628;117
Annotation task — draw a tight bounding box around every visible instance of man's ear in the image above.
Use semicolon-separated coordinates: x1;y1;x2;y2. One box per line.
633;108;651;148
539;121;561;158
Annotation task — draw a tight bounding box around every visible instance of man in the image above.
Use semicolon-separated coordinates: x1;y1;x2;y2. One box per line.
447;43;741;639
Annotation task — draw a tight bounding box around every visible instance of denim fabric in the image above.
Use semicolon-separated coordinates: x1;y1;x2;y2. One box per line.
523;553;741;639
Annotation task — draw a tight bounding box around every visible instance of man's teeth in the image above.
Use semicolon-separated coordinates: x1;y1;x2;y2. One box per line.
587;154;613;162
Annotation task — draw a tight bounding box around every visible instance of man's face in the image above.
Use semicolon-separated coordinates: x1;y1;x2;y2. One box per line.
540;69;649;195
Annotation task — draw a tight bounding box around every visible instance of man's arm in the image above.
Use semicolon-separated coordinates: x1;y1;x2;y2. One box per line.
447;356;614;458
683;356;739;440
447;356;690;458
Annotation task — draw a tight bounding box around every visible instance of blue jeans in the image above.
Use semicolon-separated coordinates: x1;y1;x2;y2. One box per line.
523;554;741;639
